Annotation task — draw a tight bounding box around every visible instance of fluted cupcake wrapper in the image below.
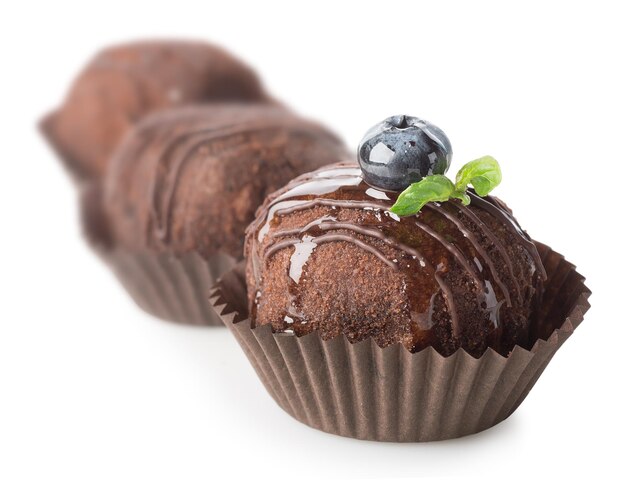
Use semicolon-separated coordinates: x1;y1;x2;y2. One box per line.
210;242;590;441
102;249;237;326
78;181;237;326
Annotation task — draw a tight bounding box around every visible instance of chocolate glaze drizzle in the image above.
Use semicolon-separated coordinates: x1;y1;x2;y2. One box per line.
248;163;546;345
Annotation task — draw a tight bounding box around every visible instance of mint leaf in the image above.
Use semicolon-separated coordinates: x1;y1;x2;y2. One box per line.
389;156;503;216
390;175;455;216
454;156;502;196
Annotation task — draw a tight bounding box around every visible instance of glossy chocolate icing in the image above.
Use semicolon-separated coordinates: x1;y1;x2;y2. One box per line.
247;162;546;356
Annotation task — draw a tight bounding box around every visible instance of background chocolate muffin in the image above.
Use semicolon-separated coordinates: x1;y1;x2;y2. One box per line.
103;103;349;258
41;40;271;182
245;163;546;357
93;104;348;325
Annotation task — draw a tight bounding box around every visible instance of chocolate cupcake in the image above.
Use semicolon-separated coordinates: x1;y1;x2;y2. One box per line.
95;103;349;325
212;115;590;441
41;40;271;183
246;165;544;358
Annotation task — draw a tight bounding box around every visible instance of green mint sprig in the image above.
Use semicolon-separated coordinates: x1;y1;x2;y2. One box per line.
390;156;502;216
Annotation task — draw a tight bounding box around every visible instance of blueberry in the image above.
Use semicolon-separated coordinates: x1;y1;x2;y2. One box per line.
357;115;452;191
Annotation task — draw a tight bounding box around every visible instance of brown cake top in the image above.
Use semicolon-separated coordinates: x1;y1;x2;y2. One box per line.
246;162;547;357
102;104;349;259
41;40;271;182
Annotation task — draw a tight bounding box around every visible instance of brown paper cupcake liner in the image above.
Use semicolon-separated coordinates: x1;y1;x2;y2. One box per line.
78;181;237;326
210;242;590;441
103;249;237;326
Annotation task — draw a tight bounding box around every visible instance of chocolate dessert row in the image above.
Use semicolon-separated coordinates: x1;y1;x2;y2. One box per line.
42;41;348;325
42;41;589;442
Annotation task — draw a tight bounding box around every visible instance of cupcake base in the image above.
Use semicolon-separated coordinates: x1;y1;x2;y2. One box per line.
106;249;237;326
79;181;237;326
210;242;590;441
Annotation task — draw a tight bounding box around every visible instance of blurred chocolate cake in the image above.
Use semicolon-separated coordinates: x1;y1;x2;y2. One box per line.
102;104;348;259
41;40;271;182
92;103;348;324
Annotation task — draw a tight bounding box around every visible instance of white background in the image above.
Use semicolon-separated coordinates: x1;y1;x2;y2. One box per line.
1;1;624;483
